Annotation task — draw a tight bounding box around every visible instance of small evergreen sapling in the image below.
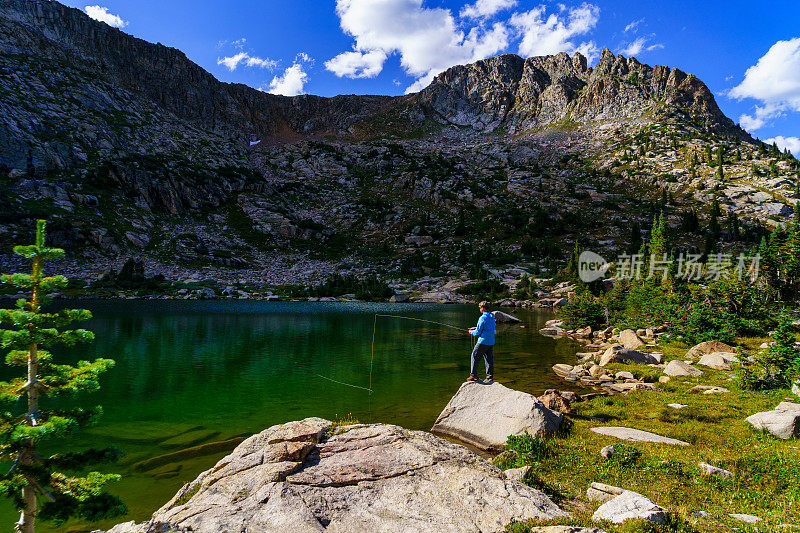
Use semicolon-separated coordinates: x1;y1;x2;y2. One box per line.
0;221;124;533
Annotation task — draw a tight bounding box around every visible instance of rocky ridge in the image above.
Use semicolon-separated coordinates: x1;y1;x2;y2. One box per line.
1;0;798;291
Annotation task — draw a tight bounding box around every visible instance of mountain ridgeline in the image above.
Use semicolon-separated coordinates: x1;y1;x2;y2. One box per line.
1;0;795;290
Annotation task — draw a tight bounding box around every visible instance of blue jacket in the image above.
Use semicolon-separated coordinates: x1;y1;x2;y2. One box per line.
471;312;495;345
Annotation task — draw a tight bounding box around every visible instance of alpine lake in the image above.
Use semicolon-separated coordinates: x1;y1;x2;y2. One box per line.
0;300;584;532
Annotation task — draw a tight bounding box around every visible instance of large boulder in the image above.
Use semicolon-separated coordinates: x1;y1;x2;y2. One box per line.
591;490;668;524
432;382;562;450
102;418;569;533
599;347;659;367
745;410;800;440
697;352;738;370
685;340;734;359
618;329;645;350
494;310;521;323
663;360;703;377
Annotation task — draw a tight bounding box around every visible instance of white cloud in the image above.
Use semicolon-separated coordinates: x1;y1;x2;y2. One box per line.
510;3;600;62
765;136;800;157
624;18;643;33
618;34;663;57
729;37;800;131
325;50;387;78
84;5;127;28
328;0;509;93
460;0;517;19
266;63;308;96
218;52;278;71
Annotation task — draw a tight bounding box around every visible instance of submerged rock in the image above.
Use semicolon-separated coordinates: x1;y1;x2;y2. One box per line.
102;417;569;533
432;382;562;450
494;310;521;323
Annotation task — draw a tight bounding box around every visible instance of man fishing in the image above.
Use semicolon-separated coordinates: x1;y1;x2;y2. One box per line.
467;300;495;383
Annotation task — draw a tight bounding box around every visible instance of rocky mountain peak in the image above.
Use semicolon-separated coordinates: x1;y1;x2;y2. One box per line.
419;48;737;135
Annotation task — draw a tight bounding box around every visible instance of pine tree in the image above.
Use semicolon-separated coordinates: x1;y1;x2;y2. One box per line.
0;221;124;533
770;160;779;178
726;211;740;241
767;311;800;386
716;146;724;167
629;221;642;253
759;235;776;287
648;211;668;259
708;197;721;236
454;208;466;236
717;163;724;180
565;242;581;280
787;203;800;295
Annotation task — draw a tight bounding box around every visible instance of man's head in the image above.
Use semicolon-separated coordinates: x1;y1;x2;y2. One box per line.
479;300;491;313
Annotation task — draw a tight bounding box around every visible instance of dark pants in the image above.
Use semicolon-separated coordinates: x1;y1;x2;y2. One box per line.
470;343;494;378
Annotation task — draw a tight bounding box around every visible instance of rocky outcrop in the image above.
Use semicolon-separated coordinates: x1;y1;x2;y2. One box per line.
432;382;562;450
101;417;569;533
419;50;738;134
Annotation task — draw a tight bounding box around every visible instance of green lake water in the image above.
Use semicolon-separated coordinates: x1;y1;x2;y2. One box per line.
0;300;583;532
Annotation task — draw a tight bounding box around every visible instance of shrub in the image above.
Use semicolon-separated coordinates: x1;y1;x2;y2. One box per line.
556;290;606;329
307;274;392;302
765;311;800;386
616;280;685;330
676;303;738;345
505;434;550;464
456;279;509;300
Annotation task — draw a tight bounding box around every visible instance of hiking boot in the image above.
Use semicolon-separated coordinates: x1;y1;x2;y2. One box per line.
466;375;478;382
485;376;493;383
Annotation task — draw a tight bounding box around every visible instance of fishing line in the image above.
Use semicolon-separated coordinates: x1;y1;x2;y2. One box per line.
368;314;469;395
314;374;374;392
316;313;469;395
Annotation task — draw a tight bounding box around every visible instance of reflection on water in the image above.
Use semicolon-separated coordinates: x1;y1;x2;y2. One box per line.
0;300;582;532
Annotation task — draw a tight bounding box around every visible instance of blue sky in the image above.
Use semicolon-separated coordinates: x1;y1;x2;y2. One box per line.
64;1;800;154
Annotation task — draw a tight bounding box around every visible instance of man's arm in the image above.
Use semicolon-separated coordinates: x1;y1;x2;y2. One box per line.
471;315;485;337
